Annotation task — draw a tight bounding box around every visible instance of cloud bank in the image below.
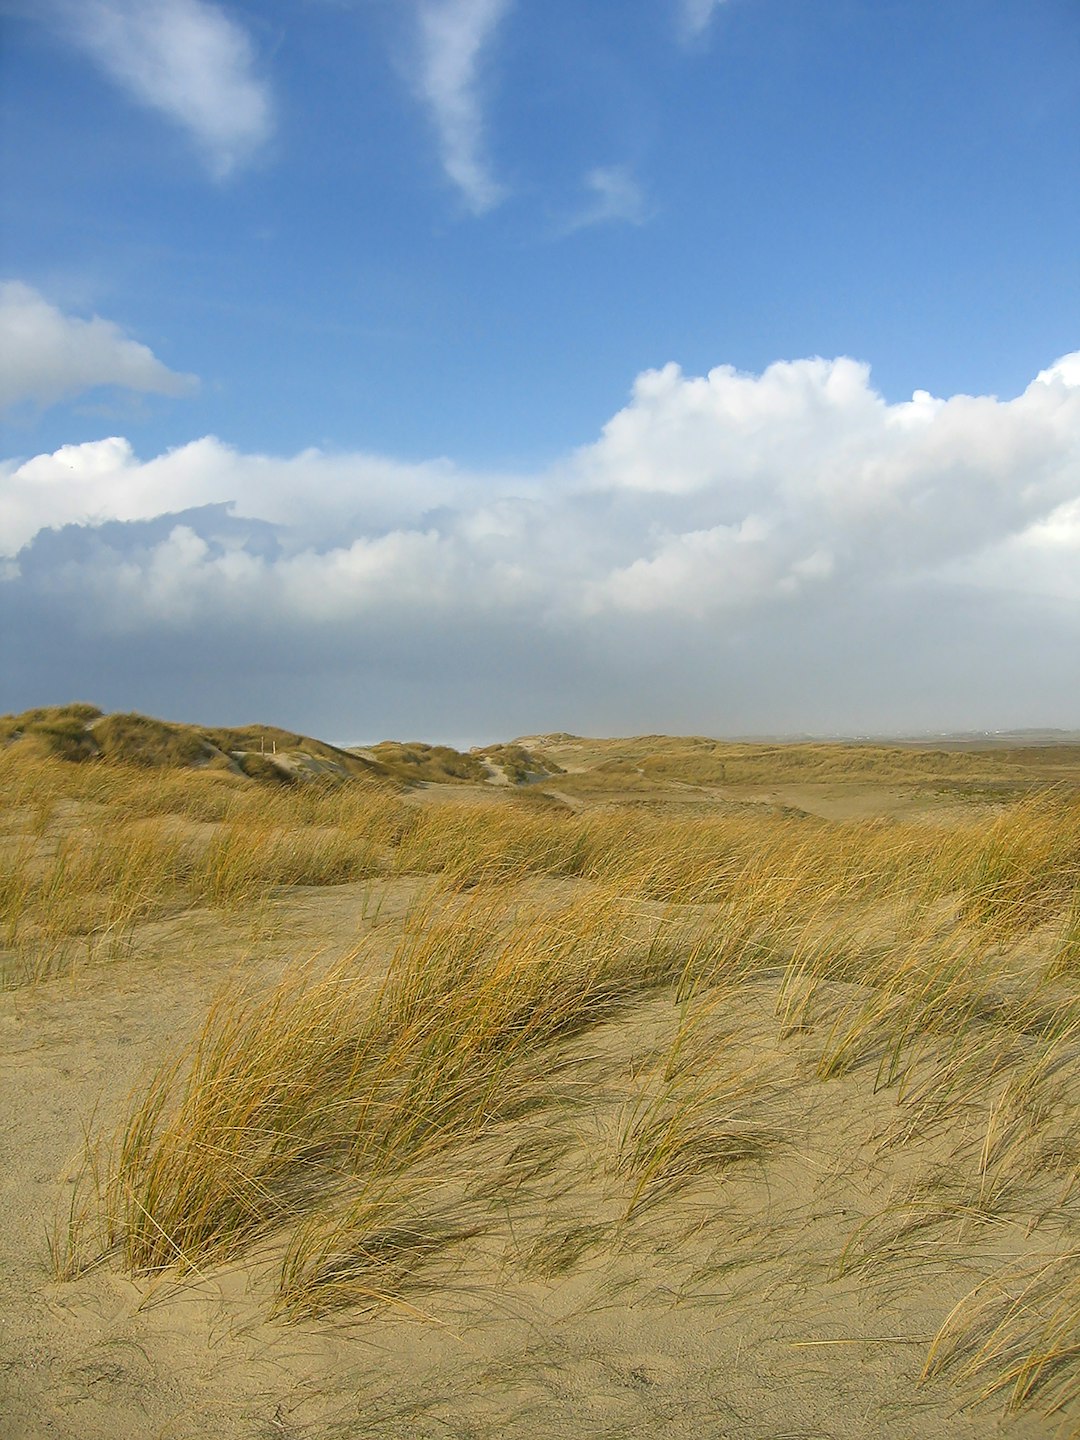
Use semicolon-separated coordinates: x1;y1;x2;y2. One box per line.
0;282;198;412
54;0;273;178
4;352;1079;737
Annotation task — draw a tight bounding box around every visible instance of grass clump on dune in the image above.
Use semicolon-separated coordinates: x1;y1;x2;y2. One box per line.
364;740;490;785
0;703;103;761
476;743;564;784
91;712;220;769
0;746;402;982
1;703;390;784
924;1250;1080;1416
94;890;688;1313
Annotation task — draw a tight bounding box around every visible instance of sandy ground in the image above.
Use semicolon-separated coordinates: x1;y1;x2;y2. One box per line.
1;864;1069;1440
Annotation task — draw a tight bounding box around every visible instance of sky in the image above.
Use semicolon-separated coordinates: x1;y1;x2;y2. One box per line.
1;0;1079;745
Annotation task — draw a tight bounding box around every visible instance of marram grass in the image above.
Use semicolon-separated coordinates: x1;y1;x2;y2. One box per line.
10;746;1080;1426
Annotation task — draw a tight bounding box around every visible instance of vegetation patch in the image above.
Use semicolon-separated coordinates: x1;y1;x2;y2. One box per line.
364;740;490;784
476;743;565;784
6;710;1080;1434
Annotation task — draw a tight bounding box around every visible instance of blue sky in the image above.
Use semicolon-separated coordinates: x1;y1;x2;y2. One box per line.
2;0;1079;742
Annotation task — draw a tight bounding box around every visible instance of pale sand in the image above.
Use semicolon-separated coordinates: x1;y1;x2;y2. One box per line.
1;869;1068;1440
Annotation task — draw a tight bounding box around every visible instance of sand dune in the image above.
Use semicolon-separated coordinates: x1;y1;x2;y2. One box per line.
2;721;1078;1438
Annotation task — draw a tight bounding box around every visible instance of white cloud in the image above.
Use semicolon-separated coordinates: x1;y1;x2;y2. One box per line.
54;0;273;178
576;354;1080;610
0;281;198;413
677;0;729;42
563;166;650;233
414;0;510;213
583;516;782;618
1038;353;1080;388
943;497;1080;605
4;350;1080;733
0;432;467;557
5;350;1080;615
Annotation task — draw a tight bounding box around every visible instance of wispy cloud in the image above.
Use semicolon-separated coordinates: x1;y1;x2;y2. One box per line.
414;0;510;214
677;0;729;43
562;166;651;234
53;0;273;179
0;281;198;412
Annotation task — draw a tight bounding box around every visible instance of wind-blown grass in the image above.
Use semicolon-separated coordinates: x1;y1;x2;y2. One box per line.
94;889;692;1314
12;736;1080;1427
923;1251;1080;1415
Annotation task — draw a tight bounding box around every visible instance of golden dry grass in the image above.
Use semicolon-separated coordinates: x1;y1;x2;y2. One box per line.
5;731;1079;1430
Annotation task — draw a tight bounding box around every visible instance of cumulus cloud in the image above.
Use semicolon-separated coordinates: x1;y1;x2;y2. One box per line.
0;432;494;556
413;0;510;213
1038;354;1080;388
4;350;1080;734
0;281;198;412
575;355;1080;602
53;0;273;178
